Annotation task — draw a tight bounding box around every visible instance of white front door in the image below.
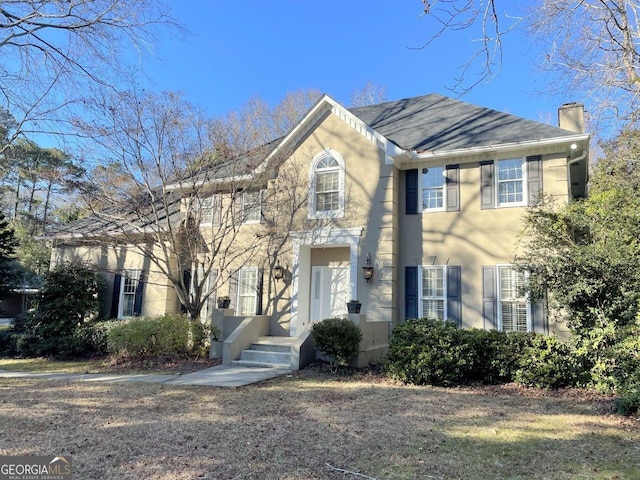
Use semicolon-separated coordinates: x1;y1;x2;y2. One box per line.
310;266;350;323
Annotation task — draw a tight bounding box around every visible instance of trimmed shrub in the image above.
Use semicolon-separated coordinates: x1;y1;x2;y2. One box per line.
467;329;535;384
383;318;471;386
383;318;585;388
311;317;362;366
514;335;582;389
106;313;209;359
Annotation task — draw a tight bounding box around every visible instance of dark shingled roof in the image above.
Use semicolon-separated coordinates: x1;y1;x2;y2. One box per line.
43;190;183;240
349;93;580;153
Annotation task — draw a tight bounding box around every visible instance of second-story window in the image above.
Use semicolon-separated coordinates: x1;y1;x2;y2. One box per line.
497;159;525;206
242;190;262;223
421;166;445;211
200;195;221;225
316;156;340;211
309;150;345;219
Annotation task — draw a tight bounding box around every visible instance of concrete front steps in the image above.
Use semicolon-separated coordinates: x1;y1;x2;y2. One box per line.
231;336;296;368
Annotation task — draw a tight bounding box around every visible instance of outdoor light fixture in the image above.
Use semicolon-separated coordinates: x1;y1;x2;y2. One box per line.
273;260;284;281
362;252;374;282
570;143;578;150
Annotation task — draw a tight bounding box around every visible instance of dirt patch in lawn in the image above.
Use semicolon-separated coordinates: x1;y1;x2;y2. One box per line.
0;356;221;375
97;355;222;374
0;369;637;480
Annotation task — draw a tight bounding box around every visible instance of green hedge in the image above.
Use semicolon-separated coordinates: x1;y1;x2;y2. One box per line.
106;313;209;359
383;318;580;388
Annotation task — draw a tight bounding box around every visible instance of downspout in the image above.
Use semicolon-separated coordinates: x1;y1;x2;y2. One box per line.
567;148;588;201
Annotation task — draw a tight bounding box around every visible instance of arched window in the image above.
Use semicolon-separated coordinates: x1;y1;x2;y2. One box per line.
309;150;345;218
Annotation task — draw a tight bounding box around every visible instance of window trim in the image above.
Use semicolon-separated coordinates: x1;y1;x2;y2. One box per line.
242;189;262;224
308;149;345;219
495;158;528;208
418;265;447;320
118;269;141;319
199;194;221;226
237;267;259;316
496;264;532;332
419;166;446;212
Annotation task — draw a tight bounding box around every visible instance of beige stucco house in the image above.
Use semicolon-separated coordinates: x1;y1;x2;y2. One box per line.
48;93;589;368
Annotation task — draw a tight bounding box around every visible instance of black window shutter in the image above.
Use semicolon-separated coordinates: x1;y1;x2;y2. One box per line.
446;266;462;326
255;268;264;315
531;299;547;334
480;161;495;209
110;274;122;319
405;169;418;215
133;271;145;317
526;155;543;205
181;269;191;314
482;266;497;330
445;165;460;212
405;266;418;319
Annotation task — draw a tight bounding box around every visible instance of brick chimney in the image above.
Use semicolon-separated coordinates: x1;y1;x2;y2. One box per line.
558;102;585;133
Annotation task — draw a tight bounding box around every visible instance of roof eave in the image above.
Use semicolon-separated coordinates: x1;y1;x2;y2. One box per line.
405;133;590;163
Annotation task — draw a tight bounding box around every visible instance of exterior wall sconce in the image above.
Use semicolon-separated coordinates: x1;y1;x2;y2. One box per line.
273;260;284;281
362;252;374;282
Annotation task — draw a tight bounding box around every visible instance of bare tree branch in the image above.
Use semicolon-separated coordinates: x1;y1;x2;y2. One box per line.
0;0;180;153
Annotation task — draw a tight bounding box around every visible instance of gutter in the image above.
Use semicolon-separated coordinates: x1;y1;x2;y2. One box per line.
409;133;590;160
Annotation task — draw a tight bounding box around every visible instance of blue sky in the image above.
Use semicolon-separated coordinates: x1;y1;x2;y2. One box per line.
140;1;566;126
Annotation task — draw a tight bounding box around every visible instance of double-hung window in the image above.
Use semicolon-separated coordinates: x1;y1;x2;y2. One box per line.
200;195;221;226
498;265;529;332
421;167;445;211
309;150;345;219
119;270;140;318
315;157;340;212
497;159;525;206
242;190;262;223
419;266;446;320
237;267;259;316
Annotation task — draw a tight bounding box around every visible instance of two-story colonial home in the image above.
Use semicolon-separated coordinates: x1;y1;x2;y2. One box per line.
47;93;589;368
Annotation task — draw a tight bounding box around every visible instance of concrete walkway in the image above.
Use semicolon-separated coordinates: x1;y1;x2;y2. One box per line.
0;364;292;388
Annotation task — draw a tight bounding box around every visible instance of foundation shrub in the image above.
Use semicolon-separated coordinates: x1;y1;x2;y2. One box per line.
468;329;535;384
384;318;578;388
107;313;209;359
514;335;584;388
311;317;362;366
383;318;472;386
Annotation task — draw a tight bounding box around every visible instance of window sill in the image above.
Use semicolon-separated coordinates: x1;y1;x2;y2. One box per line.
308;210;345;220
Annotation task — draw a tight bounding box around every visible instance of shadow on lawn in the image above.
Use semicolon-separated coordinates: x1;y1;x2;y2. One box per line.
0;375;637;479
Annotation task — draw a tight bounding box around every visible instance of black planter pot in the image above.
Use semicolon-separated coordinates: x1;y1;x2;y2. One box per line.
217;298;231;309
347;300;362;314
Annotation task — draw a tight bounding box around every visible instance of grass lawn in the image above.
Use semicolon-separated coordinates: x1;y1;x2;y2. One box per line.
0;370;638;480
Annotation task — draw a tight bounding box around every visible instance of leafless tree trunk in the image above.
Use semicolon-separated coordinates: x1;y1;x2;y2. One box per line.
73;87;319;321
